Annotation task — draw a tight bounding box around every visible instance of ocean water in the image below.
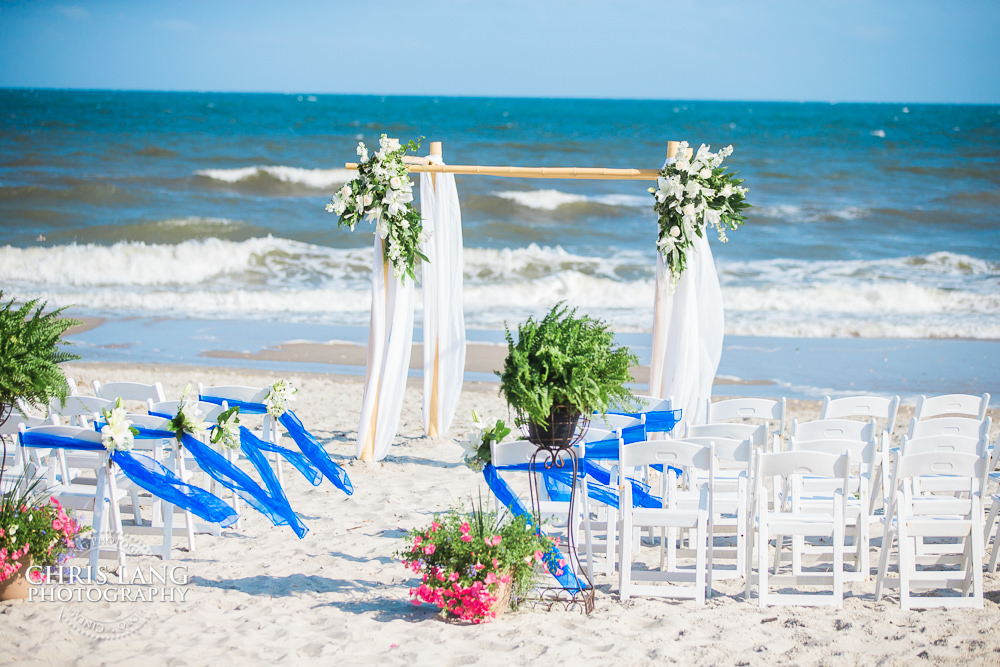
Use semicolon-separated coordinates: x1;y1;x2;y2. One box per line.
1;89;998;342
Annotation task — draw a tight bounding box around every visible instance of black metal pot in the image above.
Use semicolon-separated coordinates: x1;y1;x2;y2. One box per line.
526;408;583;451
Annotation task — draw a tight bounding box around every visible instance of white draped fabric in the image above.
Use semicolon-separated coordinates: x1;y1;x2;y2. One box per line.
649;232;725;426
420;157;466;437
357;236;414;462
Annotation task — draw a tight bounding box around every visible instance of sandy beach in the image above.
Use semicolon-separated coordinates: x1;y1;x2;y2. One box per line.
1;359;998;666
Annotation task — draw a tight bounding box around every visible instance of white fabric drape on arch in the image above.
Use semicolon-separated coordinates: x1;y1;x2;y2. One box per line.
356;236;414;462
649;232;725;426
420;157;466;437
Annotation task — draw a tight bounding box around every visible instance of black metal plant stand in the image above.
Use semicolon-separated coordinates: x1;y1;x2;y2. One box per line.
523;409;595;614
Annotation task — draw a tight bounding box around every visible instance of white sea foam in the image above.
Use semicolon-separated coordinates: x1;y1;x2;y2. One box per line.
494;189;649;210
195;166;353;188
753;203;870;222
2;241;996;339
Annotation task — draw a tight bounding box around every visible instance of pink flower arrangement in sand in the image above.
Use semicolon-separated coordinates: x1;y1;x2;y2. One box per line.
0;489;86;584
398;501;555;623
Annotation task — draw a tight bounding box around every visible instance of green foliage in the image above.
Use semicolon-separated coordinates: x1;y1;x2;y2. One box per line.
497;303;638;427
0;292;80;411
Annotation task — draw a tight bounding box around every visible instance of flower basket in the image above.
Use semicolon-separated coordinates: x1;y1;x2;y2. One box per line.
0;554;31;601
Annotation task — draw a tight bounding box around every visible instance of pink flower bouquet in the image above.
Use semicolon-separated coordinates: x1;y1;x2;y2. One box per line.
398;502;554;623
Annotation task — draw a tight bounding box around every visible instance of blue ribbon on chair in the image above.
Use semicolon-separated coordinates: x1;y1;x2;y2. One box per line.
238;426;323;487
482;463;585;594
581;459;663;510
18;430;238;528
135;426;308;538
606;409;683;433
199;395;353;496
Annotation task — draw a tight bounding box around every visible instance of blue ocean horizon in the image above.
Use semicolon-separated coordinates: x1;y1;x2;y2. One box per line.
1;89;997;402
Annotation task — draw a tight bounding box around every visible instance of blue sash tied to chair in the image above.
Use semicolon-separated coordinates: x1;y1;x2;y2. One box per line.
18;429;239;529
199;395;353;496
135;424;308;539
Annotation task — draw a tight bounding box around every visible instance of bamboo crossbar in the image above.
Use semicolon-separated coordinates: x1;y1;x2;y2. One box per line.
344;161;661;181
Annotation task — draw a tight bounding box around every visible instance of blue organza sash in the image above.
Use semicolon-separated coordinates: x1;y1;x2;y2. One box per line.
135;426;307;538
17;430;238;528
606;409;683;433
198;395;353;496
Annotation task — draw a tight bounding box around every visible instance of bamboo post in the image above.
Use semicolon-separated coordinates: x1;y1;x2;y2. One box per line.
427;140;442;438
666;140;680;160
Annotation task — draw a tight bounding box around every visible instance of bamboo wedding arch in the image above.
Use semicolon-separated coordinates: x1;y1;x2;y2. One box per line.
345;139;692;462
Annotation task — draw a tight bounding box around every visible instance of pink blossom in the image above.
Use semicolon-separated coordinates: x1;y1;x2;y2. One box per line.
460;522;470;533
413;535;422;546
491;535;502;547
431;521;441;532
534;550;543;562
460;534;472;542
448;571;459;582
423;544;436;555
484;572;497;585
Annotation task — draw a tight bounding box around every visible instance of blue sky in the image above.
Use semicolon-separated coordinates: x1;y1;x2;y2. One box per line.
1;0;998;103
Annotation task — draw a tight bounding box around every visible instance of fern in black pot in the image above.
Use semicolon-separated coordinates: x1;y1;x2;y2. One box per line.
497;303;637;450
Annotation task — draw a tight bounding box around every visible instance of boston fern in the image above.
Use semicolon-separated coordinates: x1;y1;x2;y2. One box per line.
498;303;637;427
0;292;80;412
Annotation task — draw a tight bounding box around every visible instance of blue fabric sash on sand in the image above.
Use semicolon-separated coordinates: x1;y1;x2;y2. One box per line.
18;430;239;528
135;425;308;538
198;395;353;496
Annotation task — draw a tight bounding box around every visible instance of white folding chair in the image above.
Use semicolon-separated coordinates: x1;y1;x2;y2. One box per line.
94;380;166;411
684;424;764;582
821;394;900;508
18;425;130;578
618;438;714;603
706;397;786;453
198;384;284;485
752;450;849;608
914;393;989;422
123;413;198;557
148;399;238;530
788;420;877;581
875;451;985;609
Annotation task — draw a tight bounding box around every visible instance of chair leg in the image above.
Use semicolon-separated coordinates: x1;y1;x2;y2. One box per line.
618;509;632;600
874;524;894;601
758;514;769;608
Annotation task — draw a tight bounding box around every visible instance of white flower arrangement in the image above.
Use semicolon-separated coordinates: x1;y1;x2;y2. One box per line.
169;385;210;441
100;398;138;453
459;411;512;473
263;379;297;418
651;141;751;282
211;405;241;450
326;134;429;283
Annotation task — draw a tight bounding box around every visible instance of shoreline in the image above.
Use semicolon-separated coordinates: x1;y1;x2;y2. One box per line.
62;315;1000;406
